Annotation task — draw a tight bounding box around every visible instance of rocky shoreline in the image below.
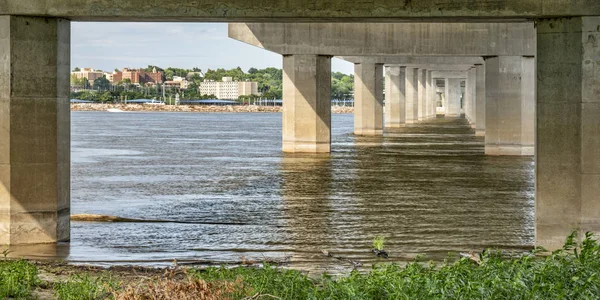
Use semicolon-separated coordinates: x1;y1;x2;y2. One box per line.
71;103;354;114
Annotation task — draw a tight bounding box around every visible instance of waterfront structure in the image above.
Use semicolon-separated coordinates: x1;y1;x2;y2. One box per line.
1;1;600;252
112;68;164;85
71;68;103;84
199;77;259;99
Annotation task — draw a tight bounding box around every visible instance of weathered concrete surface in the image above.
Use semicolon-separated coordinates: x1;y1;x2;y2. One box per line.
282;55;331;153
426;70;435;118
230;23;535;56
0;16;70;245
484;56;534;156
339;56;484;66
465;67;477;127
405;68;419;124
384;66;406;128
475;64;486;137
418;69;427;121
536;17;600;250
432;71;468;79
354;63;383;135
445;78;462;117
4;0;600;21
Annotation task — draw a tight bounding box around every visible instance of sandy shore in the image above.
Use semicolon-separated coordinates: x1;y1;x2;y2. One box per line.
71;103;354;114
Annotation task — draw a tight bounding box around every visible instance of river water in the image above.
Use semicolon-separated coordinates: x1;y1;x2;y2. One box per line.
65;112;534;273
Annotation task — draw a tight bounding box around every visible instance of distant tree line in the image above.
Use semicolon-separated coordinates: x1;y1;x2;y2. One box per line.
70;66;355;102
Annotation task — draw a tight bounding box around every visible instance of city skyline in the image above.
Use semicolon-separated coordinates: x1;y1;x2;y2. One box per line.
71;22;354;75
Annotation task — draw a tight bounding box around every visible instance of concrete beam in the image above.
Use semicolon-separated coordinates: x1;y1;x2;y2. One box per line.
432;71;468;78
3;0;600;21
229;23;535;56
338;56;484;65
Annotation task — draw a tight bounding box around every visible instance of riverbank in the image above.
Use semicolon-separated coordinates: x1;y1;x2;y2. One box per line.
71;103;354;114
2;232;599;299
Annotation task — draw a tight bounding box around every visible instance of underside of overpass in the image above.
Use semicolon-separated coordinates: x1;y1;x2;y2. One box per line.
1;0;599;252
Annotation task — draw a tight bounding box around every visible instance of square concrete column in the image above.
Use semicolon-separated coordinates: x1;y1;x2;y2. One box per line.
354;62;384;135
418;69;427;121
426;71;434;119
466;67;477;127
484;56;534;156
282;54;332;152
0;16;70;245
475;64;486;137
536;17;600;250
384;66;406;128
445;78;462;117
405;68;419;123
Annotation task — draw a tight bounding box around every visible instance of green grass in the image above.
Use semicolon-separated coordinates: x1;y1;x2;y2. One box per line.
53;273;118;300
188;232;600;299
0;260;39;299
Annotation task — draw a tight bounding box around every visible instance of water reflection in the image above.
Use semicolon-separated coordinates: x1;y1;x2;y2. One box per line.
12;112;533;271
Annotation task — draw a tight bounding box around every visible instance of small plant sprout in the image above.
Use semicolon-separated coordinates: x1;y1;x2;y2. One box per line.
373;236;385;251
1;248;10;260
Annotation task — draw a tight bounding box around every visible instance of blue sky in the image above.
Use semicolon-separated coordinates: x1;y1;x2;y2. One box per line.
71;22;354;74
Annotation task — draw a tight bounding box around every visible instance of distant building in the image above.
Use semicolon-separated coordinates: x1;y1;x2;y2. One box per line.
199;77;259;99
172;76;189;89
71;68;104;84
111;67;164;85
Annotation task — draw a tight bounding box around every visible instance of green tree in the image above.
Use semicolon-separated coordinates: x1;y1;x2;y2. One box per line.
93;77;111;91
73;67;81;72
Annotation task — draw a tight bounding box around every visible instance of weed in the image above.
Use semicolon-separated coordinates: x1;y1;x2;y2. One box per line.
0;260;39;299
53;273;118;300
373;236;385;251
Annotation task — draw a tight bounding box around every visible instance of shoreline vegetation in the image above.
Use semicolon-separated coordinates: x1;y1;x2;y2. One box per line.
70;103;354;114
2;232;600;299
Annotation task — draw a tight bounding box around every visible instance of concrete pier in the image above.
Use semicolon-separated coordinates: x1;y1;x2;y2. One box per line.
354;63;384;135
405;68;419;124
426;71;435;119
475;64;486;137
0;16;71;245
384;66;406;128
418;69;427;121
445;78;462;117
282;55;332;153
465;67;477;127
536;17;600;249
484;56;534;156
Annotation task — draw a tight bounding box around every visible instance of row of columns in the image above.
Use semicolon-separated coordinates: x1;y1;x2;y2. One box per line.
2;16;599;250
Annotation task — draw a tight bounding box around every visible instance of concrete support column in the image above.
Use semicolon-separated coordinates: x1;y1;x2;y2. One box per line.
536;17;600;249
426;71;434;119
484;56;534;156
475;64;486;137
354;62;384;135
282;54;332;152
0;16;70;245
384;66;406;128
405;68;419;123
466;67;477;127
418;69;427;121
445;78;462;117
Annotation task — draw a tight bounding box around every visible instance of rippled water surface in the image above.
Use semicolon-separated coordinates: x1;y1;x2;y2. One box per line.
64;112;534;272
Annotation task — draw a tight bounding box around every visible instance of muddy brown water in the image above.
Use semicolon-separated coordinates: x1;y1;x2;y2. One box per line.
10;112;535;274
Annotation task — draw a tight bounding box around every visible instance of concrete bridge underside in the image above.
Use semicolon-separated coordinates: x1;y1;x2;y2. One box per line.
1;3;600;252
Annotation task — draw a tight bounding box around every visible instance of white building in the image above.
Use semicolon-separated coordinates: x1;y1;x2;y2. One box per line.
199;77;259;99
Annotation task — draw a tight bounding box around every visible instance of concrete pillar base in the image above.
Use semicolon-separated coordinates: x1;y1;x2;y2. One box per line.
536;17;600;250
282;54;331;153
485;145;534;156
0;16;71;245
384;66;406;128
484;56;534;157
354;62;384;136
